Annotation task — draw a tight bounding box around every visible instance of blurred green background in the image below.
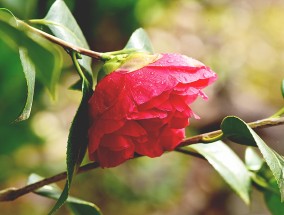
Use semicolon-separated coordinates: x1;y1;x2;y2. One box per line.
1;0;284;214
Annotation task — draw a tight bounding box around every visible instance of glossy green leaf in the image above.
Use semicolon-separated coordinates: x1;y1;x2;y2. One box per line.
264;182;284;215
25;33;63;98
0;40;42;156
188;141;251;204
264;180;284;215
49;54;93;214
0;8;62;105
14;48;36;121
28;174;102;215
124;28;154;54
0;9;34;122
69;79;83;91
67;78;93;183
43;0;93;84
253;164;284;215
221;116;256;146
222;116;284;200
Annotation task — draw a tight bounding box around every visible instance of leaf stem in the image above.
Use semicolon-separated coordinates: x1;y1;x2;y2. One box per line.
70;51;90;88
0;116;284;202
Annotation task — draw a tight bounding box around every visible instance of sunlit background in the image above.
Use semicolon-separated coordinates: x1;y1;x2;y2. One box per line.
1;0;284;214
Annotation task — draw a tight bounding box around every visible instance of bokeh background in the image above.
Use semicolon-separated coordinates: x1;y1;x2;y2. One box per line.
1;0;284;214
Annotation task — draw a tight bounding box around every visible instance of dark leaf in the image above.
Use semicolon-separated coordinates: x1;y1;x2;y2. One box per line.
188;141;251;204
69;79;83;91
48;77;93;214
221;116;256;146
43;0;93;84
0;8;62;110
264;180;284;215
124;28;154;54
254;164;284;215
15;48;35;121
222;116;284;200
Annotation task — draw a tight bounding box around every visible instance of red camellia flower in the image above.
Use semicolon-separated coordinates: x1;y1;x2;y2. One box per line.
88;53;217;167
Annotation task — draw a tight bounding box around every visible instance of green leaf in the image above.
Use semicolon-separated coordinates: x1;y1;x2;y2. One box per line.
97;57;123;82
15;48;36;121
253;164;284;215
0;8;62;104
221;116;256;146
222;116;284;200
67;78;93;184
43;0;93;84
69;79;83;91
264;177;284;215
188;141;251;204
264;179;284;215
281;79;284;99
0;9;35;121
28;174;102;215
0;40;42;156
49;53;93;214
24;33;63;98
124;28;154;54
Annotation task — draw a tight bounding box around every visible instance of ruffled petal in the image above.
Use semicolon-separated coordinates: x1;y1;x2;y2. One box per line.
134;137;164;157
89;73;126;117
159;127;185;150
88;118;125;155
90;134;135;167
127;68;178;105
138;91;170;111
100;91;136;120
115;121;147;137
149;53;205;68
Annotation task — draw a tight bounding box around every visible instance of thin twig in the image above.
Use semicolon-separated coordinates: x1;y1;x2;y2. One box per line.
17;20;104;60
177;117;284;147
0;116;283;202
0;162;99;201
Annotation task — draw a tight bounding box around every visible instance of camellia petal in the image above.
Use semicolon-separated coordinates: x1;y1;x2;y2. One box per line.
90;134;135;167
159;127;185;151
88;53;217;167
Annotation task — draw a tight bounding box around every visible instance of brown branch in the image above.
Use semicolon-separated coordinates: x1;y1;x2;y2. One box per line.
0;162;100;201
17;20;104;60
0;116;284;202
177;116;284;147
